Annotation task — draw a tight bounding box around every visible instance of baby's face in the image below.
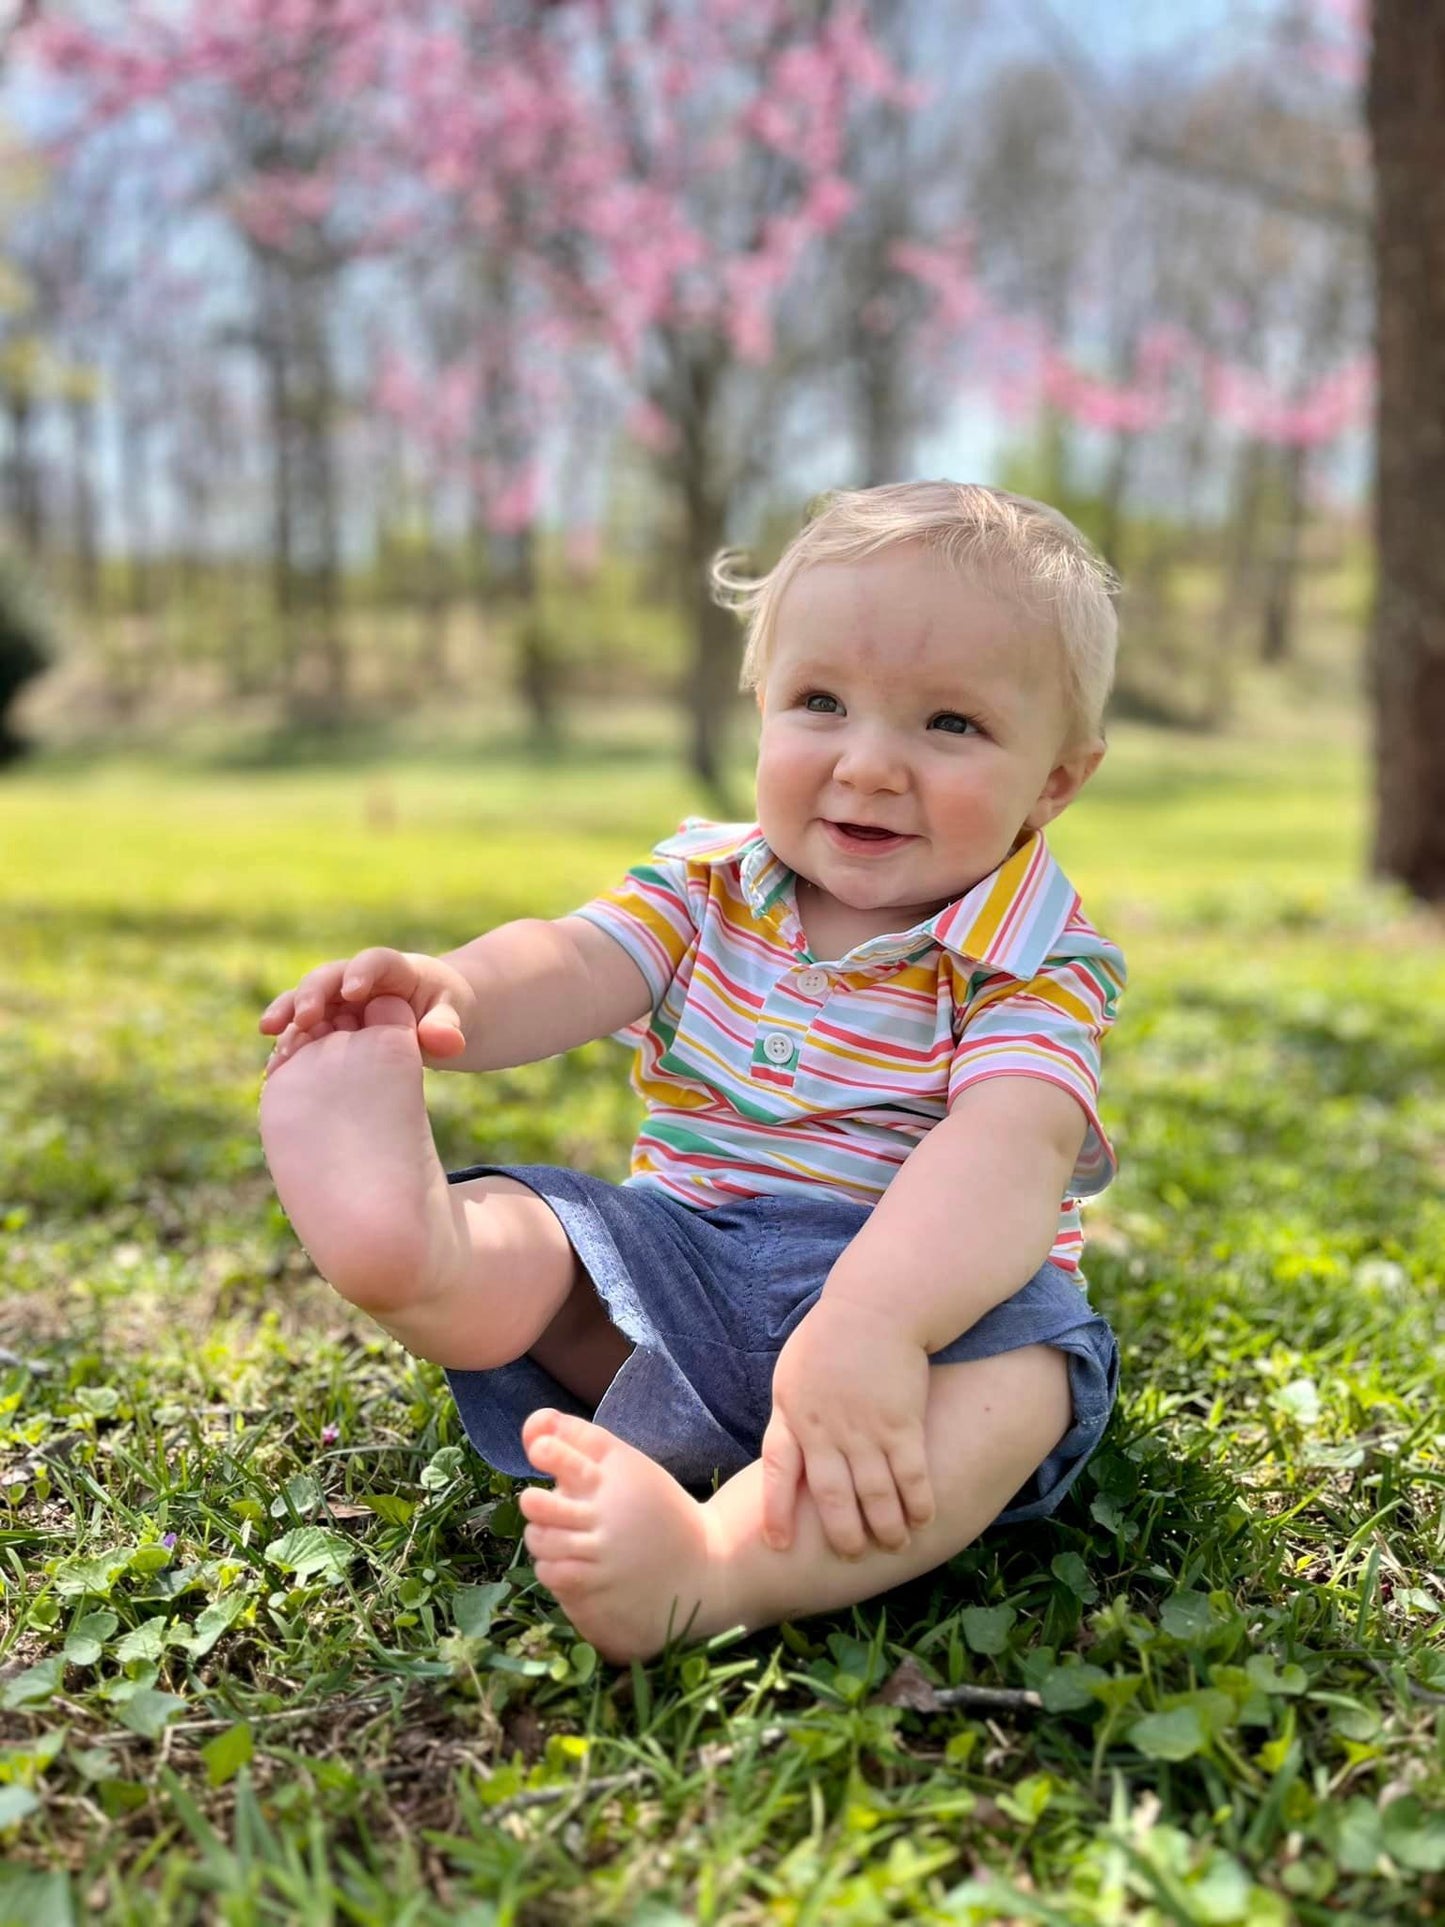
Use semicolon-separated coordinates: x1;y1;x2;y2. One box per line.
754;544;1100;934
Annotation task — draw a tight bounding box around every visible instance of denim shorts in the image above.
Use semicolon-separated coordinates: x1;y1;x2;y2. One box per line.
442;1162;1120;1524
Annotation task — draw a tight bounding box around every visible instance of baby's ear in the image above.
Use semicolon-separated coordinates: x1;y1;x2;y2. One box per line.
1026;738;1105;831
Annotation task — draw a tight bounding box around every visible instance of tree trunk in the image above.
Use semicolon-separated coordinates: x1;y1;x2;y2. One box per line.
4;386;43;558
1367;0;1445;900
1097;428;1135;579
508;525;563;753
298;277;345;714
681;478;739;809
261;312;299;693
857;333;911;486
1259;444;1309;666
68;393;100;613
1037;402;1071;506
416;486;452;688
116;403;153;634
1204;439;1267;730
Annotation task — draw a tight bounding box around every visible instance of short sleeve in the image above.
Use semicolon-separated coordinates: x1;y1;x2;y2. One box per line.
568;845;700;1010
947;945;1127;1196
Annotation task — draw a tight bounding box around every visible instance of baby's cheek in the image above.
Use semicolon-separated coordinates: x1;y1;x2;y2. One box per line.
752;775;792;840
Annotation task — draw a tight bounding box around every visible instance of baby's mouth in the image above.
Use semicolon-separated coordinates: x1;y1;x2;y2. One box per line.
825;820;913;847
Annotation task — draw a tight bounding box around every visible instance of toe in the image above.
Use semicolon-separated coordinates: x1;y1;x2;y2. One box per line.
532;1556;601;1596
521;1407;563;1450
361;995;418;1030
525;1432;602;1491
525;1521;599;1562
543;1412;613;1463
522;1411;607;1484
518;1484;595;1530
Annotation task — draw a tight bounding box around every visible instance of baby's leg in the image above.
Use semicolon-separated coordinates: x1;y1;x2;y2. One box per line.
517;1342;1072;1664
258;997;623;1381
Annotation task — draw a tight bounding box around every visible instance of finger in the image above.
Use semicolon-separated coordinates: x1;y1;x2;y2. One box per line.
259;991;296;1035
804;1448;869;1560
340;947;418;1007
292;962;347;1029
847;1444;911;1552
416;1003;466;1057
268;1021;316;1067
760;1415;804;1551
330;1009;362;1032
273;1016;332;1058
264;1023;308;1078
269;1021;301;1061
891;1443;936;1531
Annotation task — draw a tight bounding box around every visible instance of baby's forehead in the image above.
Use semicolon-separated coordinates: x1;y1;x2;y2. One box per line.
775;553;1061;683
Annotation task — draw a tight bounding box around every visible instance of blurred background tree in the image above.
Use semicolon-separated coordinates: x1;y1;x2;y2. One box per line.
1368;0;1444;900
0;0;1435;900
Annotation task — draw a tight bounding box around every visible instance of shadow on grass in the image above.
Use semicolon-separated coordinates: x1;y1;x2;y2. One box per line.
1;899;510;956
0;1047;262;1223
2;1028;635;1230
199;724;687;775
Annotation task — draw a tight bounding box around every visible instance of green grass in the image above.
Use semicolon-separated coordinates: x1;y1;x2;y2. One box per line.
1;717;1443;1924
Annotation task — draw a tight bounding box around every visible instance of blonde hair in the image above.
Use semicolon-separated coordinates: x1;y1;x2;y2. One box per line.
711;480;1119;746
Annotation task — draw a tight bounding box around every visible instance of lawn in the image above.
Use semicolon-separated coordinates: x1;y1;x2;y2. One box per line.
0;716;1443;1924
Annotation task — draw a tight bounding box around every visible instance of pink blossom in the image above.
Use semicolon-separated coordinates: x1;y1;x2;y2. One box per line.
889;236;983;332
565;525;602;575
802;175;857;233
488;465;541;535
1135;324;1193;382
1207;351;1373;447
1042;351;1171;435
822;5;908;104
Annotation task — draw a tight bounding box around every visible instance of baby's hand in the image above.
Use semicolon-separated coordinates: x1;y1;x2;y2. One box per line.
259;948;476;1076
760;1297;935;1562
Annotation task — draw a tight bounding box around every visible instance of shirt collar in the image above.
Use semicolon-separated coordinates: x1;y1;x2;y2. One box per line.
661;819;1079;981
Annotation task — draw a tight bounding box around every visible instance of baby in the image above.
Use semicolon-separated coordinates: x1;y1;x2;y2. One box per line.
257;481;1127;1666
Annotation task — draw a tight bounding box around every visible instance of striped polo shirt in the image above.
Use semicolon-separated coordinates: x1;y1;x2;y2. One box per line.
572;818;1126;1276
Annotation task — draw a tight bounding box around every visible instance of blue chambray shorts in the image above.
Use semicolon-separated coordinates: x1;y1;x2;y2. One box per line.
442;1162;1120;1524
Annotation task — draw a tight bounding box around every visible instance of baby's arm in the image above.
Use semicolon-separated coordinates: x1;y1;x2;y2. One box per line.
820;1075;1087;1348
761;1077;1086;1559
259;916;653;1076
431;917;653;1071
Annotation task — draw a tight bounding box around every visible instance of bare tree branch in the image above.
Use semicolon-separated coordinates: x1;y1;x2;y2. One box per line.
1128;133;1369;235
1013;0;1369;234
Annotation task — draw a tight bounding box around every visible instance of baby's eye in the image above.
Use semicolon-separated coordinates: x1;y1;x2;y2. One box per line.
802;691;841;713
929;711;980;735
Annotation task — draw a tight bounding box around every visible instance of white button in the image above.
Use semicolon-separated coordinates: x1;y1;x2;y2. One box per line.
762;1031;795;1064
797;968;829;996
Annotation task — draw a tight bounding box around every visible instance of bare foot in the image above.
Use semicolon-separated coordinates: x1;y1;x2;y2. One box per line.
258;996;459;1325
517;1410;742;1664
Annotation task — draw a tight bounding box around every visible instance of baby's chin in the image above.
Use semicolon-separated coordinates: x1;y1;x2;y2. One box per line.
771;823;996;917
824;878;959;922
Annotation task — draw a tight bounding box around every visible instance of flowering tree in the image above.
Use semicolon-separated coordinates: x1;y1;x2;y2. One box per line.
549;0;925;791
12;0;1401;823
23;0;933;772
25;3;422;710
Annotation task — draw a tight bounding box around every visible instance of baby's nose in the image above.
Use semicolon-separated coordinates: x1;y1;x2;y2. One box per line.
833;730;909;789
